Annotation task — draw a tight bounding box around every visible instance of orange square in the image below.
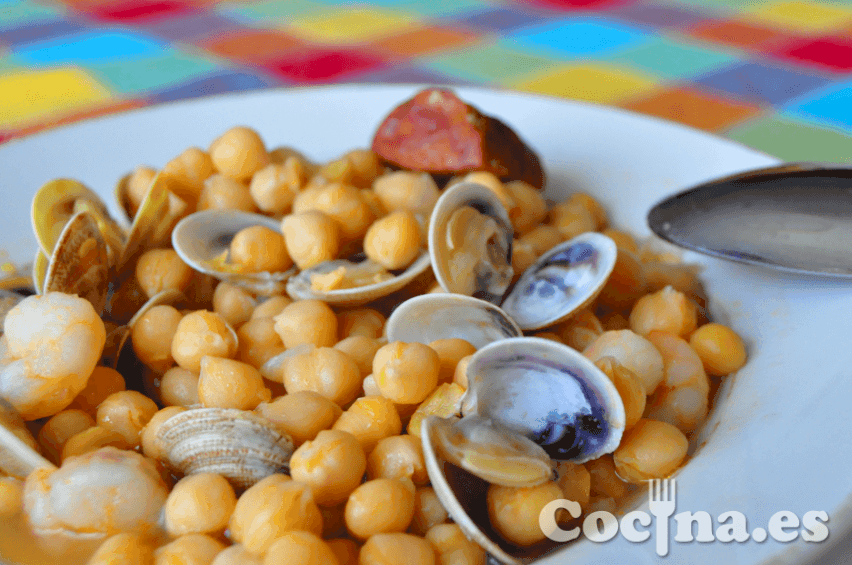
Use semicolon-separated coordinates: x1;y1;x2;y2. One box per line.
201;29;307;64
688;20;795;50
621;86;762;132
368;26;479;58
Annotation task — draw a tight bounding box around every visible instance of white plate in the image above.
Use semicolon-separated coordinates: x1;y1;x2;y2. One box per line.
1;85;850;565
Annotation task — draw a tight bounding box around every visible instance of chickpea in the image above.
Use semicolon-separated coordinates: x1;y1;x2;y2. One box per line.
428;339;476;386
263;531;340;565
345;148;384;186
269;146;314;168
597;249;647;310
613;419;689;483
132;304;183;374
198;356;271;410
595;357;646;430
160;367;200;407
586;455;628;499
559;192;607;231
66;365;127;415
255;391;342;446
359;533;437;565
504;180;547;235
319;155;357;186
372;171;440;216
363;374;381;396
197;174;258;212
689;323;747;376
364;211;423;270
629;285;698;338
229;225;293;274
367;435;428;484
88;533;155;565
162;147;214;204
453;355;473;390
511;239;538;275
487;481;564;546
248;296;290;321
228;475;323;553
462;171;516;217
548;199;597;240
338;308;385;339
211;544;263;565
153;533;226;565
281;210;340;269
410;486;449;536
332;396;402;453
601;228;638;253
0;477;23;516
327;538;359;565
535;331;562;342
38;409;95;464
61;426;129;461
583;330;664;394
345;477;415;539
164;473;237;537
407;384;465;438
274;299;337;349
282;346;361;407
301;183;375;242
141;406;186;460
134;249;194;300
373;342;440;404
212;282;258;328
425;523;487;565
95;390;158;448
289;429;366;506
555;461;591;509
209;126;269;181
334;335;383;377
171;310;238;373
249;159;306;214
238;317;285;369
126;165;157;214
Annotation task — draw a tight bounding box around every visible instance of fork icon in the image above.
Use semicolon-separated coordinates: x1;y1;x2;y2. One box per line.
649;478;677;557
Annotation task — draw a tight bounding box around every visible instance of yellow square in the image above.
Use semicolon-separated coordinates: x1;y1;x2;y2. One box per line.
741;1;852;33
288;8;417;43
0;67;112;128
512;64;658;105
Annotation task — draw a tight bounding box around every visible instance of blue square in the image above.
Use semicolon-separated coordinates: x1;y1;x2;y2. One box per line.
784;80;852;131
13;30;166;64
149;69;281;104
695;61;834;105
501;17;651;59
0;18;87;48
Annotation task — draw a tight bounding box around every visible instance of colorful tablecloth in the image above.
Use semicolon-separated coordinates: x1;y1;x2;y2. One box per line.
2;0;852;162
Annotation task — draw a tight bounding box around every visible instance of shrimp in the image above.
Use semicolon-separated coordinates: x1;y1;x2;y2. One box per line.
0;293;105;420
644;331;710;432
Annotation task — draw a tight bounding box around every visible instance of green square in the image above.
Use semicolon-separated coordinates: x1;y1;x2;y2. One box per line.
217;0;325;22
0;1;66;27
387;0;501;17
87;49;223;95
608;37;740;80
0;56;23;76
652;0;738;14
726;114;852;164
423;43;559;83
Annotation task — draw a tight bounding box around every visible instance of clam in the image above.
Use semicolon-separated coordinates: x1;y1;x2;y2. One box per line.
172;210;296;296
32;250;48;294
154;407;295;490
385;294;521;349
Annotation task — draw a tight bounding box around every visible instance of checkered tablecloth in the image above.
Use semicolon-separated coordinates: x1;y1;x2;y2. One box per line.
2;0;852;162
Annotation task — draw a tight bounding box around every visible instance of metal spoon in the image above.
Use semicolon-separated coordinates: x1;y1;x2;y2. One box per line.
647;163;852;277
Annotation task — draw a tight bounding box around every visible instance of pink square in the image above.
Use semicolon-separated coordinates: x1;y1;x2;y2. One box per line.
263;49;388;84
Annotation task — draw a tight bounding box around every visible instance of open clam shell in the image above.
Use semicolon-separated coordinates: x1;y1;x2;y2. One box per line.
286;252;432;306
31;179;111;257
501;232;617;331
154;407;295;490
428;181;513;303
172;210;296;296
384;294;521;349
462;337;625;464
32;250;48;295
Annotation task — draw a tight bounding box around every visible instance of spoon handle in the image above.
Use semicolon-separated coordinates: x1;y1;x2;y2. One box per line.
0;424;56;478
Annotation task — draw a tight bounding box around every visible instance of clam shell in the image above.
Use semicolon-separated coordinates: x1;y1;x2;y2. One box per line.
462;337;625;464
172;210;296;296
155;407;295;490
385;294;521;349
501;232;617;331
428;181;513;303
31;179;110;257
43;210;109;315
286;252;431;306
32;250;48;295
115;172;134;223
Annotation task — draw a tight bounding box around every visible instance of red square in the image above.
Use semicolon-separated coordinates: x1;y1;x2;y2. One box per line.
773;38;852;73
263;49;387;84
87;1;194;22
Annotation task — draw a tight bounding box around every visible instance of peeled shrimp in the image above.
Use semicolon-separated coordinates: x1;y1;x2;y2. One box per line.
644;331;710;432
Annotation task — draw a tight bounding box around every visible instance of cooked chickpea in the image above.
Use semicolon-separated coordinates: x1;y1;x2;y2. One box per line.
689;323;747;376
197;174;258;212
548;199;597;240
555;461;591;509
251;295;293;320
359;533;437;565
345;148;384;186
453;355;473;390
560;192;607;231
334;335;383;377
0;477;23;516
212;282;258;328
410;486;449;536
229;225;293;274
373;342;440;404
255;391;342;446
281;210;340;269
487;481;564;546
426;523;487;565
595;357;646;430
511;239;538;275
289;429;366;506
88;533;155;565
332;396;402;453
153;533;226;565
364;211;423;270
141;406;186;460
66;365;127;415
428;339;476;386
504;180;547;235
209;126;269;181
338;307;385;339
198;356;271;410
160;367;200;407
462;171;516;216
282;346;361;406
345;478;415;539
249;159;305;214
38;409;95;463
597;249;647;309
372;171;440;216
301;183;375;242
211;544;262;565
586;455;628;499
162;147;214;204
263;531;340;565
164;473;237;536
367;435;428;484
61;426;129;461
629;285;698;338
228;475;323;553
613;419;689;483
95;390;158;448
319;155;357;186
238;317;285;369
171;310;238;373
274;299;337;349
132;304;183;374
135;249;194;300
518;225;562;256
126;165;157;214
327;538;359;565
601;228;638;253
